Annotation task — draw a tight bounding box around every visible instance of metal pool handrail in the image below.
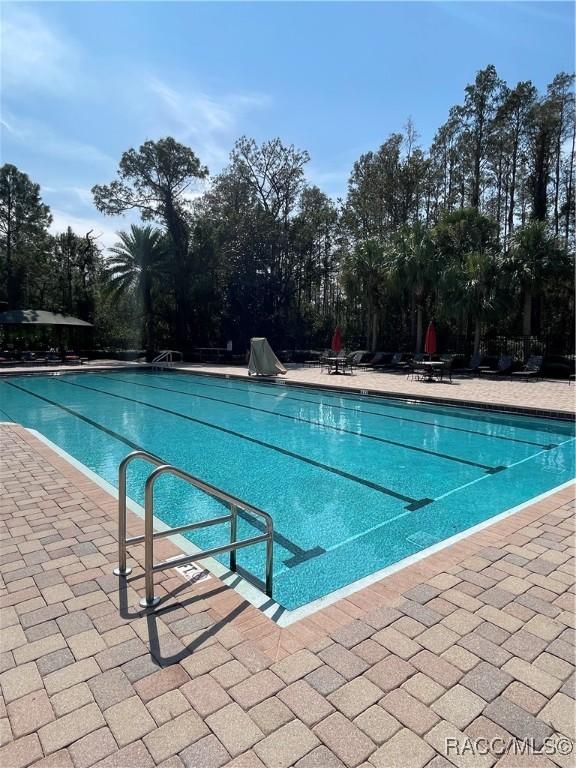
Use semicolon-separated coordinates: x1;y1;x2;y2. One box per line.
114;450;274;608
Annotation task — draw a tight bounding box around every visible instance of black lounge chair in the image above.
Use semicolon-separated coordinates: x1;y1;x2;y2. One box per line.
383;352;409;370
344;351;368;371
460;353;483;375
511;356;544;381
356;351;386;369
367;351;405;370
478;354;514;377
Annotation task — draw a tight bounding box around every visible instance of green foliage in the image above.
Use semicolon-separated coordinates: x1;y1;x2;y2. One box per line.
0;164;52;308
2;63;574;357
105;225;168;349
92;137;208;223
92;137;209;345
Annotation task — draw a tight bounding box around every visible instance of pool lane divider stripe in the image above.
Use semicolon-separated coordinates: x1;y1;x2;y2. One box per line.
234;508;326;567
52;377;429;509
1;379;324;566
2;379;145;454
96;374;502;474
139;370;557;450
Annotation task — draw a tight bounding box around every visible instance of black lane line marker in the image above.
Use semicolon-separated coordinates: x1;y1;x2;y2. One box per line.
98;374;500;474
55;377;427;509
3;379;144;453
235;508;325;567
139;370;556;450
4;380;321;566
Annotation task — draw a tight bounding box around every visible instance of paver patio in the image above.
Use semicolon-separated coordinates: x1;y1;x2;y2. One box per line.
177;362;576;416
0;420;574;767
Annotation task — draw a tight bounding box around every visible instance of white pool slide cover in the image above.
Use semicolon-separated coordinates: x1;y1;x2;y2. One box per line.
248;337;287;376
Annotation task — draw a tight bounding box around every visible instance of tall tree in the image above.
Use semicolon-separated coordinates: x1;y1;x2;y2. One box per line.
443;250;500;356
433;208;498;346
344;129;427;239
291;186;339;313
494;81;536;240
546;73;575;237
460;65;505;210
45;228;100;319
92;137;208;345
0;164;52;308
105;225;167;351
505;220;563;338
342;239;387;350
389;222;437;352
527;99;556;222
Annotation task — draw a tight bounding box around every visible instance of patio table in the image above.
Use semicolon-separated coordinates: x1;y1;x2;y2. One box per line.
325;357;349;375
413;360;447;382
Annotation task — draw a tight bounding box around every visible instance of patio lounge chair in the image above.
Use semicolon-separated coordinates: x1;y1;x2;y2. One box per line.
478;354;514;377
511;355;544;381
22;352;47;366
344;351;367;371
381;352;408;370
356;351;385;369
460;353;483;375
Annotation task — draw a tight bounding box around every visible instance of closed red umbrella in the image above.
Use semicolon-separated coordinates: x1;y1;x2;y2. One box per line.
331;327;342;354
424;321;437;356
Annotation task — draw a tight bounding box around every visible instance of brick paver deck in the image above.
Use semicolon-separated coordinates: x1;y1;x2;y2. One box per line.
1;423;574;768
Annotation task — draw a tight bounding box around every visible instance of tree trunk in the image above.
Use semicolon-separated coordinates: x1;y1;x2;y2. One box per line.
472;137;482;210
164;199;190;350
532;129;549;221
416;305;423;353
508;138;518;236
565;123;575;246
366;299;372;350
143;282;154;353
371;310;378;352
523;289;532;342
473;317;481;356
5;192;15;309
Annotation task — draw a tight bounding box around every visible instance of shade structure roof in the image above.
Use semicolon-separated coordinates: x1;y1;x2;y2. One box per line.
0;309;93;327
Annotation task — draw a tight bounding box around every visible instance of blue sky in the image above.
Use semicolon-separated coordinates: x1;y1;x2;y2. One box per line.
1;1;574;249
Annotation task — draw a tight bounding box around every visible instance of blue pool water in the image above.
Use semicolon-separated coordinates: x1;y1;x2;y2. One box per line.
1;370;574;610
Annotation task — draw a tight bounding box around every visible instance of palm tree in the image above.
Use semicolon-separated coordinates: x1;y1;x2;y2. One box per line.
389;222;437;352
342;239;387;350
105;225;167;351
432;208;499;352
506;221;560;338
443;250;500;356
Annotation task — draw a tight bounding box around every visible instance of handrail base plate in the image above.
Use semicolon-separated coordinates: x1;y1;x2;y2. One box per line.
139;596;161;610
113;566;132;577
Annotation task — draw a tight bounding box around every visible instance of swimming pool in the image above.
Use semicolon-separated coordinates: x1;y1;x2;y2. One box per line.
1;370;574;613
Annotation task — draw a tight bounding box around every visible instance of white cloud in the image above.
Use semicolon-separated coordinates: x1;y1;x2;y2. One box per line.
0;7;78;93
1;111;115;169
144;76;270;168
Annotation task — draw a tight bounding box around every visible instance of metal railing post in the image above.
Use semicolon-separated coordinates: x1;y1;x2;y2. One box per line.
229;504;237;572
265;518;274;598
139;466;167;609
113;456;132;577
114;451;275;609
